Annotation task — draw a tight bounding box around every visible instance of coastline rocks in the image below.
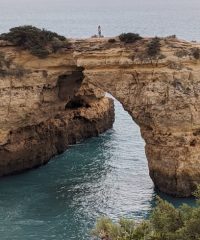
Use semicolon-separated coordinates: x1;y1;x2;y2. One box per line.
1;37;200;196
0;43;114;176
0;97;114;176
74;38;200;197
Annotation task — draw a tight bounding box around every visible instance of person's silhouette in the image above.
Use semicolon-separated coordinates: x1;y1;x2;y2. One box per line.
98;25;102;38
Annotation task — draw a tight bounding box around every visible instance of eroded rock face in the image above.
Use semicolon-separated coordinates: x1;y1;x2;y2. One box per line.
1;37;200;196
0;97;114;176
74;38;200;197
0;41;114;176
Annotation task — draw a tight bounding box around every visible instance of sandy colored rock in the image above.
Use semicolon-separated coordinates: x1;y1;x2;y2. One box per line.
1;37;200;196
0;42;114;176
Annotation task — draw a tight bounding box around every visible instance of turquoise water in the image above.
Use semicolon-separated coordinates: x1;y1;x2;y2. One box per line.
0;101;154;240
0;101;195;240
0;0;199;239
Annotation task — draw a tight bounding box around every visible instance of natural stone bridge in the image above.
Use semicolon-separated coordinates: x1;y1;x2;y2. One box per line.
1;37;200;197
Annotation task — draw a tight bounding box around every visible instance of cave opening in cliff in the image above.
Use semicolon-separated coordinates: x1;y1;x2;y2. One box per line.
65;97;90;109
57;67;84;101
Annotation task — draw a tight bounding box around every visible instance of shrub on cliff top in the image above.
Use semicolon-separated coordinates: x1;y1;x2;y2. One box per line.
146;37;161;57
119;32;142;43
0;26;68;58
93;186;200;240
175;49;190;58
166;34;177;39
108;38;117;43
191;47;200;60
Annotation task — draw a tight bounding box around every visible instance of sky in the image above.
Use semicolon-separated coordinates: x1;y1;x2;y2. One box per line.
1;0;200;39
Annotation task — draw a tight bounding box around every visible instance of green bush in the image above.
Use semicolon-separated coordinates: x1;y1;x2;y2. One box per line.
166;35;177;39
119;33;142;43
147;37;161;57
93;186;200;240
175;49;189;58
51;38;70;53
30;45;49;59
108;38;117;43
0;51;28;78
191;48;200;60
0;25;68;58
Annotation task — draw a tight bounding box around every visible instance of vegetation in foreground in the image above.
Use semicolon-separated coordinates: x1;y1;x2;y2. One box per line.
0;25;69;58
93;186;200;240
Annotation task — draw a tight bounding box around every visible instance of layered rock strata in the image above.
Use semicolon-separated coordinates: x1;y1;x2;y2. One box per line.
74;38;200;197
1;37;200;196
0;96;114;176
0;41;114;176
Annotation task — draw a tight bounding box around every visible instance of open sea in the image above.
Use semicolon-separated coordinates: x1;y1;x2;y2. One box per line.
0;0;199;239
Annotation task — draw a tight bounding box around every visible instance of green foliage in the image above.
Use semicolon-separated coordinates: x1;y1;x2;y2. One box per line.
193;184;200;199
175;48;200;60
146;37;161;57
0;51;28;78
92;217;120;239
30;46;49;59
108;38;117;43
191;48;200;60
0;25;68;58
175;49;189;58
151;197;183;233
119;33;142;44
92;217;152;240
166;35;177;39
93;186;200;240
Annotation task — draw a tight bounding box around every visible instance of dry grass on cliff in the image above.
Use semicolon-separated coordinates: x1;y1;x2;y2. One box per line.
174;45;200;60
0;51;29;78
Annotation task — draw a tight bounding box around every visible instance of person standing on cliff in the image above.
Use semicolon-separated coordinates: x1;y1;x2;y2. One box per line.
98;25;102;38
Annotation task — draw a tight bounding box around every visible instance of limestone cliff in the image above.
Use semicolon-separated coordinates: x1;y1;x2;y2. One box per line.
0;40;114;176
74;37;200;197
1;36;200;196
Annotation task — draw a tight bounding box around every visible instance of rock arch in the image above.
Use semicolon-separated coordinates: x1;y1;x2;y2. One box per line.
1;37;200;196
74;38;200;197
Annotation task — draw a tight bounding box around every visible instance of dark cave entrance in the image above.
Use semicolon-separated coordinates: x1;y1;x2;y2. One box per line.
57;67;84;102
65;97;90;110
